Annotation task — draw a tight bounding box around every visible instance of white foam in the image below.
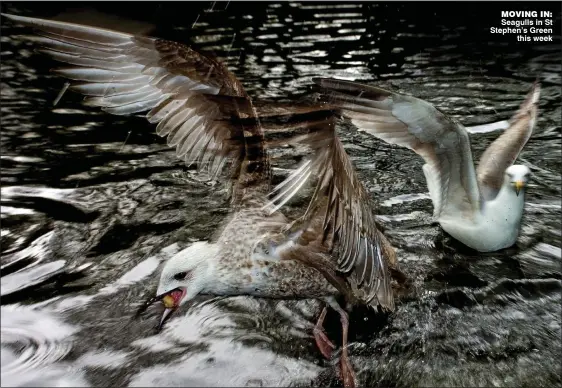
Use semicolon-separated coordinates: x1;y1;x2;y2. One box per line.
1;206;35;216
1;186;76;202
465;120;510;134
381;193;431;207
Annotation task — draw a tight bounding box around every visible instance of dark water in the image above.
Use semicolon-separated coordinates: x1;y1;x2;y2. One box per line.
1;2;561;387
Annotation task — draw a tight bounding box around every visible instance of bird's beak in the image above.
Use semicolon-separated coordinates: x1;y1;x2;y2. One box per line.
134;287;186;331
157;287;186;331
513;180;525;196
159;306;176;330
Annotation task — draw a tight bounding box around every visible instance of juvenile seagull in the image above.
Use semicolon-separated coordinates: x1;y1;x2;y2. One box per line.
314;78;540;252
3;14;401;387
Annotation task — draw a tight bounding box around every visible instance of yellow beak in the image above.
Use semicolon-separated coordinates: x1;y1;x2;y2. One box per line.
514;180;524;196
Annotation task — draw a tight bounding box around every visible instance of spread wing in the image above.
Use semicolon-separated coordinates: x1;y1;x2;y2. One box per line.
2;13;250;181
313;77;482;221
262;108;395;311
476;81;540;200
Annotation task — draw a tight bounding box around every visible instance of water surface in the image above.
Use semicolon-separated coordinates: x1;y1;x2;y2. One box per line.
1;2;561;387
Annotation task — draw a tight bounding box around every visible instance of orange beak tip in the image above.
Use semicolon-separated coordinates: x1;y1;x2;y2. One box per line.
514;181;524;196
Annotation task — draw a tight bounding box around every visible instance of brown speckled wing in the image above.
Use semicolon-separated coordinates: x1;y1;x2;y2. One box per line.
476;81;540;200
3;13;250;182
263;108;395;311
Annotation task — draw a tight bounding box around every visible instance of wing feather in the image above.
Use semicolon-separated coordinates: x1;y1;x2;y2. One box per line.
313;77;482;220
263;113;395;311
4;13;249;181
476;81;540;200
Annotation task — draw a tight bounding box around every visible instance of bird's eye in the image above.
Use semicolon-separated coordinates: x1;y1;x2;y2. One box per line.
173;271;189;281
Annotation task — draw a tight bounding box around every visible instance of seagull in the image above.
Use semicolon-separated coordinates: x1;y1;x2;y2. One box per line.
313;77;540;252
3;13;404;387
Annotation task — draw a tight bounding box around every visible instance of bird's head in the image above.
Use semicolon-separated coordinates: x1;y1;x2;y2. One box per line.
505;165;531;196
136;241;218;330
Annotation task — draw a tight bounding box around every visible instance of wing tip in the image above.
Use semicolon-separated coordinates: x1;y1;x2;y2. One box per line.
530;79;541;106
1;13;41;27
1;12;17;21
312;77;358;91
367;287;395;313
314;77;396;104
311;77;332;87
514;79;541;120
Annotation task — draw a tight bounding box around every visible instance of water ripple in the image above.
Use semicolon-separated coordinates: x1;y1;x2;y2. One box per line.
1;305;88;386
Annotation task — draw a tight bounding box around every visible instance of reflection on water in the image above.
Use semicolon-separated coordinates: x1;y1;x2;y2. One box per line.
1;2;561;387
129;299;323;387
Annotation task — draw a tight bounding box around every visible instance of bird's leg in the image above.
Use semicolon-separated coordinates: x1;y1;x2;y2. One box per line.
313;306;335;359
327;298;357;388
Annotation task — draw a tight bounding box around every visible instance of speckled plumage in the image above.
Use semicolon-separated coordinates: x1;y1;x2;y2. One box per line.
212;203;338;300
4;13;403;388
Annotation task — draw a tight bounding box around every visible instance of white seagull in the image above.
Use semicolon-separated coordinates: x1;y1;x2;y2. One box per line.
3;13;406;388
313;77;540;252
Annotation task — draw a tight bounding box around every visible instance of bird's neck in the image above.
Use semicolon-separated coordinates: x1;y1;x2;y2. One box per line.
497;181;525;204
484;182;526;225
200;258;258;297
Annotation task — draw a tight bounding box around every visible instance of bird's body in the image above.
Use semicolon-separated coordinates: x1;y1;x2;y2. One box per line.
314;78;540;252
199;204;338;300
439;181;526;252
